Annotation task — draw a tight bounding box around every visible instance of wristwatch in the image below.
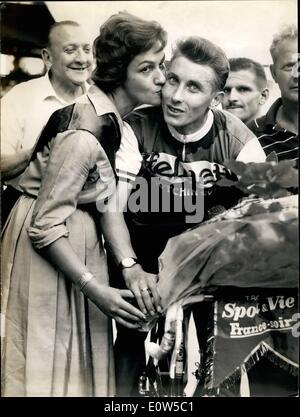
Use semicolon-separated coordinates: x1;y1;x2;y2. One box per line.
119;257;139;270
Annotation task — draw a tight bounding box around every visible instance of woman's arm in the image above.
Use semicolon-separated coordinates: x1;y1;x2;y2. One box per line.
39;237;146;329
100;199;162;317
111;124;162;315
28;129;146;328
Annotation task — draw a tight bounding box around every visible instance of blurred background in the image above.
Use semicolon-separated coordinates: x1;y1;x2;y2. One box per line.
1;0;298;112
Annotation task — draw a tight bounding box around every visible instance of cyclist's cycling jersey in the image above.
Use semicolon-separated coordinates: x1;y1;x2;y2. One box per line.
116;106;261;228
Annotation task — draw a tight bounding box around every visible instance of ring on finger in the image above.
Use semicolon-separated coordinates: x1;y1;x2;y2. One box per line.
141;288;153;298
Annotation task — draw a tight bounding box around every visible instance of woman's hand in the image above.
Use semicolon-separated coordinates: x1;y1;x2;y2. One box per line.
82;279;147;329
122;264;162;316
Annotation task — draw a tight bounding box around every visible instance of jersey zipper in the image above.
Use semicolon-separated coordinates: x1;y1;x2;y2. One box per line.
182;136;186;161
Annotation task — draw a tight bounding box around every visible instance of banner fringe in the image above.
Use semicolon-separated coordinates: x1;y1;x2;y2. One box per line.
264;348;298;377
203;341;298;395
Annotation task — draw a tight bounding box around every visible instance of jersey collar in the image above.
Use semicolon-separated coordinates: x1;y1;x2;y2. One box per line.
167;109;214;143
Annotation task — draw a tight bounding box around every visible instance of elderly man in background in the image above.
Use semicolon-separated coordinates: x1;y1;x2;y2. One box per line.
1;20;93;222
248;25;298;166
223;57;269;125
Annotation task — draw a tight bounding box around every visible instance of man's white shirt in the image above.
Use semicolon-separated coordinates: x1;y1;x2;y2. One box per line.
1;72;89;187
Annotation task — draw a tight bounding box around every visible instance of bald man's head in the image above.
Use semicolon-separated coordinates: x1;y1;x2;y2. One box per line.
42;21;93;90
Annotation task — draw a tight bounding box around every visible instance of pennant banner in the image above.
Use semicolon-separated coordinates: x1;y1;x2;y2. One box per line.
204;291;299;391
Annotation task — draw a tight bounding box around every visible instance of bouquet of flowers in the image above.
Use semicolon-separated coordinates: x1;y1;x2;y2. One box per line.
143;161;298;395
157;160;298;308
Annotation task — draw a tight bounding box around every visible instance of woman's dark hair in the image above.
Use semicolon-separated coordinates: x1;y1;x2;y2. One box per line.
172;37;229;91
92;12;167;93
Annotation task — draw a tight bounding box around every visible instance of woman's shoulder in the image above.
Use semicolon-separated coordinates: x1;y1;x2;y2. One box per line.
40;103;117;146
69;103;118;138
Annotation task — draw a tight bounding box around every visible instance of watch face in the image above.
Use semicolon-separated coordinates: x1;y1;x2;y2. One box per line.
122;258;136;268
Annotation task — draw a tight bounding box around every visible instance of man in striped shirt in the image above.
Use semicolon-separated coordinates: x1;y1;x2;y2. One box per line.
247;25;298;167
